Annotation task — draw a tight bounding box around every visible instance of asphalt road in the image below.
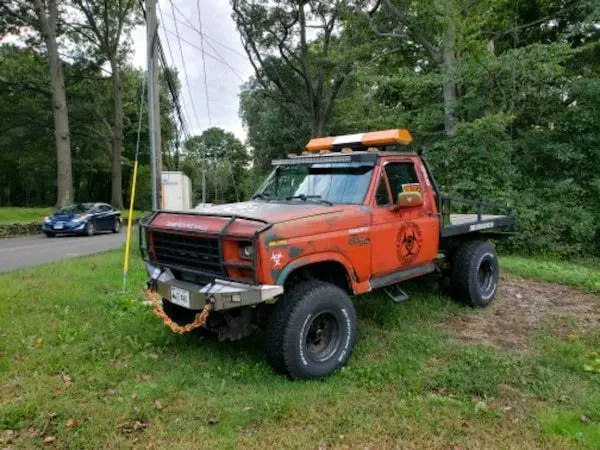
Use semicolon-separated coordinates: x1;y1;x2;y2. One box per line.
0;231;127;273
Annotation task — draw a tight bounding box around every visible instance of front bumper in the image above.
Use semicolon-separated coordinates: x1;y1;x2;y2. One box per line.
145;262;283;312
42;221;87;233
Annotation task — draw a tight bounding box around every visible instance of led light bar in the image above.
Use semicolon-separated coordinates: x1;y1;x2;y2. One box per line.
305;128;413;152
272;155;353;166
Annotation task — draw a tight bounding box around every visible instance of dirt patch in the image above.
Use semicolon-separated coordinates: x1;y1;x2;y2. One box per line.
446;275;600;349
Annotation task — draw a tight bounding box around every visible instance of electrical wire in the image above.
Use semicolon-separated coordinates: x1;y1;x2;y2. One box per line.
167;2;247;58
157;5;195;136
139;0;192;145
197;0;212;126
162;27;245;83
168;0;203;131
164;4;247;83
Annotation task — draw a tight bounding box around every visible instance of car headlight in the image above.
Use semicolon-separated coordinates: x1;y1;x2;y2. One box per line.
43;216;51;222
72;215;89;223
239;243;254;260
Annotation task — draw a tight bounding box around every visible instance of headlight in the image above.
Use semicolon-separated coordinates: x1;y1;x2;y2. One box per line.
43;216;50;222
239;243;254;260
72;215;89;223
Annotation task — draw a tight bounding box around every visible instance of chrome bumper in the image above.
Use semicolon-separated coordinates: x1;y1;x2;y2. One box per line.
145;262;283;311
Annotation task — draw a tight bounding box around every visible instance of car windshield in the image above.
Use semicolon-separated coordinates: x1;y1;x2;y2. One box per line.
56;203;93;214
255;162;374;205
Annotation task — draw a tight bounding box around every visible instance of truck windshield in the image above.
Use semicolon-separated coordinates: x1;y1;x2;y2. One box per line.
255;162;374;205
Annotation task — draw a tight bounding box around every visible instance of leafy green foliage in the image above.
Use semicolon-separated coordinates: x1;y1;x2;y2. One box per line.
182;127;251;204
239;0;600;257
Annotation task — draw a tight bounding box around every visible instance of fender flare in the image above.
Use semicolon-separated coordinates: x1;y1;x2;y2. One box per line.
274;252;357;287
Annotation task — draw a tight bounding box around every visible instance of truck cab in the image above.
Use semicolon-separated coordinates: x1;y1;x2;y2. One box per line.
141;128;515;379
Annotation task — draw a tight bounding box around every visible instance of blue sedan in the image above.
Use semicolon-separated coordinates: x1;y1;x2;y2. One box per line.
42;203;121;237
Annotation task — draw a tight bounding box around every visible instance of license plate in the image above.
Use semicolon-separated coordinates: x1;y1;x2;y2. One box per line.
54;222;64;230
170;286;190;308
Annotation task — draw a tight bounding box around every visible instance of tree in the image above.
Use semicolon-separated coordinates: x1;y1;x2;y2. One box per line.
364;0;461;137
1;0;74;206
182;128;250;204
70;0;140;209
232;0;354;137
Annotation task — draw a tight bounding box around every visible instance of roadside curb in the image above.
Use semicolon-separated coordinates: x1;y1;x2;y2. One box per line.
0;218;140;238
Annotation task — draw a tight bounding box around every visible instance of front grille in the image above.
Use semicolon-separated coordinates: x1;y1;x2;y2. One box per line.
151;231;224;277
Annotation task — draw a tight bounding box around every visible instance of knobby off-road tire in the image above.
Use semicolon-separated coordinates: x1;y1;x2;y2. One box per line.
451;240;499;307
266;280;357;380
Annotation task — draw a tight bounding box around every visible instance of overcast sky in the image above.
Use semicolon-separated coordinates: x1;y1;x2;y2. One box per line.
130;0;253;142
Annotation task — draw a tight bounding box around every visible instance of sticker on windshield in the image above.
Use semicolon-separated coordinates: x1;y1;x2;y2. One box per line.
396;222;422;265
402;183;421;193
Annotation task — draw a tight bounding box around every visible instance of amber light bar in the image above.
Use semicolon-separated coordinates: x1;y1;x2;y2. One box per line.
305;128;413;152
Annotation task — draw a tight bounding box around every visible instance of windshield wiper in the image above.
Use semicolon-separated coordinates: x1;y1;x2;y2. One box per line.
285;194;333;206
251;193;271;201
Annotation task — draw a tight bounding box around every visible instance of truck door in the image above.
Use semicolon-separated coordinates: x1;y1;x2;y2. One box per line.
369;159;439;277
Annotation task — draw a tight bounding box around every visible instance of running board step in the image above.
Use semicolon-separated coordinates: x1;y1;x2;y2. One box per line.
384;285;409;303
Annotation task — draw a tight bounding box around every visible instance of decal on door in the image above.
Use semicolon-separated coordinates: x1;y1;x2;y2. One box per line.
396;222;422;265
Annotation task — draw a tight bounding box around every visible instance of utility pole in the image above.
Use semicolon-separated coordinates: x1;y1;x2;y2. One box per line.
201;142;206;204
146;0;161;210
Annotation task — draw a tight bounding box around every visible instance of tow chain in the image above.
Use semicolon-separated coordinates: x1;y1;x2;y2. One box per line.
144;290;213;334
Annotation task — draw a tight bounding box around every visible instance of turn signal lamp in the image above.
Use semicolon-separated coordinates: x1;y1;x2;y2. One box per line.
305;128;412;152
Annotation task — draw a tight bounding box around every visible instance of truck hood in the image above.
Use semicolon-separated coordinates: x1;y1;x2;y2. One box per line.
193;200;346;224
148;201;365;238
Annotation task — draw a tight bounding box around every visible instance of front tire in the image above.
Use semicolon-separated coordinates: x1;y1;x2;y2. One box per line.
44;232;55;238
85;221;95;236
267;280;357;380
451;240;499;307
112;218;121;233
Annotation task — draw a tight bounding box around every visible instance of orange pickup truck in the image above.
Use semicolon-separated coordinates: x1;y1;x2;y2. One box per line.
140;129;515;379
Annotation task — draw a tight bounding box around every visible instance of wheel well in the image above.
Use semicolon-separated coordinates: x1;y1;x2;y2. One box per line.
283;261;352;294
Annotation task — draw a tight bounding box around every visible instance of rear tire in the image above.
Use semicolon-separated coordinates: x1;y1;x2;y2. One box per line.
451;240;499;307
267;280;357;379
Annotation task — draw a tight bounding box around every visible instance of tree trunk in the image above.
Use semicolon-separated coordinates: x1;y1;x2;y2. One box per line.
34;0;73;207
486;37;495;116
442;15;456;138
110;56;124;209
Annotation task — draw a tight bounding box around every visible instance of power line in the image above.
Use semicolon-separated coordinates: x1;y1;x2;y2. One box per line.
165;3;247;59
168;0;203;131
157;4;196;135
197;0;212;126
162;27;246;83
139;0;193;144
164;4;247;82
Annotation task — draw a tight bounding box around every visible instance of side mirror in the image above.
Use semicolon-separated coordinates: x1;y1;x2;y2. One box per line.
396;191;424;208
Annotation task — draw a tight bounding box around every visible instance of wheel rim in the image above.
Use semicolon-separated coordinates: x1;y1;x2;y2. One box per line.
89;223;94;234
478;259;494;293
305;311;341;362
115;220;120;231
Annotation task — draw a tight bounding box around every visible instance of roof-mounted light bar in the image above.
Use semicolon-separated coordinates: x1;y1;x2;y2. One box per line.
305;128;413;152
272;152;379;166
272;155;353;166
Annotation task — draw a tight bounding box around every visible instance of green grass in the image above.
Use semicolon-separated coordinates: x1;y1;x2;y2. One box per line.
502;255;600;293
0;252;598;448
0;207;53;224
0;207;146;225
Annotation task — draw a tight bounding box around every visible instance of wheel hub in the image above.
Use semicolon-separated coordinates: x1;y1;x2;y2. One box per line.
305;312;340;362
